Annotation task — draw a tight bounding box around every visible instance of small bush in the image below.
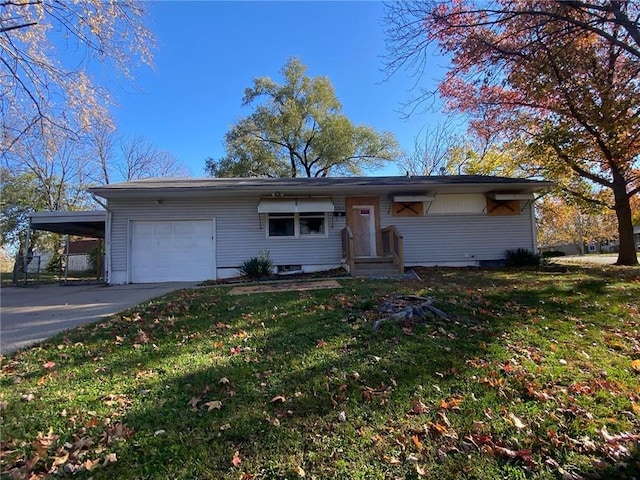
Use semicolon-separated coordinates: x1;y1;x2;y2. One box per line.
88;246;104;273
239;250;273;280
505;248;541;267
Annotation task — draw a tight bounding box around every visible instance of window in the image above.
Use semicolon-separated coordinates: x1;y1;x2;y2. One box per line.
392;201;424;217
267;212;326;238
299;213;325;235
268;214;295;237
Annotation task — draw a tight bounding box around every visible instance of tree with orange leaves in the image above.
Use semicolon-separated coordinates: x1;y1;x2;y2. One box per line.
384;1;640;265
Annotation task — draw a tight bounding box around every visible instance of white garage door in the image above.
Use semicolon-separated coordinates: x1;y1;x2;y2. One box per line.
131;220;215;283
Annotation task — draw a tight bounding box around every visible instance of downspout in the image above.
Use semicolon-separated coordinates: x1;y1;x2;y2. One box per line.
92;193;111;284
530;199;539;254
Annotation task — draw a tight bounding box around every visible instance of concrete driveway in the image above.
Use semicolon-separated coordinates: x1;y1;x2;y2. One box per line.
0;282;197;354
554;254;618;266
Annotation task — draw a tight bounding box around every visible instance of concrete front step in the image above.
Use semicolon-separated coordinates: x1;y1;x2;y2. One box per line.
352;257;402;276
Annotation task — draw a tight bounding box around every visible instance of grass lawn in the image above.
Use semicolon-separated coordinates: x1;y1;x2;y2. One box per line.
1;271;101;288
1;266;639;479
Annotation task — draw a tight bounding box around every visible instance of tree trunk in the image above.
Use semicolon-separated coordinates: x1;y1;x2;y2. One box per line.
612;180;638;265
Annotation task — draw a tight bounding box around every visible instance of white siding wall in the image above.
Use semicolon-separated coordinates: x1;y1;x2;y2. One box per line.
108;197;346;283
107;193;536;282
379;195;535;265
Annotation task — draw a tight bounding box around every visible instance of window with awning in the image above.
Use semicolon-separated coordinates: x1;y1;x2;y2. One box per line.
485;192;533;216
258;198;333;238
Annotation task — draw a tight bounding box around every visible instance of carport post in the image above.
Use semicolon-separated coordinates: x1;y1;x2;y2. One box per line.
96;237;103;280
23;219;31;285
64;234;70;283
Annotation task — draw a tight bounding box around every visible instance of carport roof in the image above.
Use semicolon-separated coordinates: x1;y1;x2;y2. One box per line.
29;211;106;238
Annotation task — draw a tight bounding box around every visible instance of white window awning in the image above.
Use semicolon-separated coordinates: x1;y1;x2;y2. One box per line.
393;194;435;202
257;197;335;214
487;193;535;201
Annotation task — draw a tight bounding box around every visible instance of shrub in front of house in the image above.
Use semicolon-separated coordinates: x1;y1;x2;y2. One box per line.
239;250;273;280
505;248;541;267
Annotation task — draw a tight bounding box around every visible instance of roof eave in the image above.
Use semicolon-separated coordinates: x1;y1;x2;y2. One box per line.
89;179;554;200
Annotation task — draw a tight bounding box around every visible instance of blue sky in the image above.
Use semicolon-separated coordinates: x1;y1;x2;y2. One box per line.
108;1;448;177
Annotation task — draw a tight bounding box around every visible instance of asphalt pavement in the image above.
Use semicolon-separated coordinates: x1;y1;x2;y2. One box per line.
553;254;618;265
0;282;197;354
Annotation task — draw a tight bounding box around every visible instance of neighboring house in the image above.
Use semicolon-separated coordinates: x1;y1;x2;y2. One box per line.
87;175;552;284
541;240;619;256
634;224;640;250
66;238;101;272
539;244;582;256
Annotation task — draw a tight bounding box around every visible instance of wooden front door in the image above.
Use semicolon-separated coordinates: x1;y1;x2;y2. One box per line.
346;197;381;257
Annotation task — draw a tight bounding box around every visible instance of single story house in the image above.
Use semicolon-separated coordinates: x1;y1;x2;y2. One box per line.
85;175;552;284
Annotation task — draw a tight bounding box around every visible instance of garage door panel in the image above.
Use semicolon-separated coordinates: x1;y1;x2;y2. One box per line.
131;220;215;283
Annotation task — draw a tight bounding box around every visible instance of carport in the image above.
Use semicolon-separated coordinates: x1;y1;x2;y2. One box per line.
22;211;106;284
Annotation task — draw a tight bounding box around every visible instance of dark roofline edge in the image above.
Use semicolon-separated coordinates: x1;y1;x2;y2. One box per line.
89;175;554;193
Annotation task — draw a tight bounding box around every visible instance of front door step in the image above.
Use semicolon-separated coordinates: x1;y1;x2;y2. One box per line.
352;256;401;276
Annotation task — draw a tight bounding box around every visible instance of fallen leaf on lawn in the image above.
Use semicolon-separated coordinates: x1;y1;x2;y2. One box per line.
472;420;485;432
219;377;230;385
316;339;327;348
270;395;286;403
103;452;117;467
72;435;94;451
415;464;427;476
410;399;429;415
83;458;100;471
406;453;420;463
338;411;347;422
438;411;452;427
383;455;401;465
43;361;56;369
412;434;423;450
231;450;242;467
52;449;69;467
204;400;223;411
440;395;463;410
187;396;201;409
631;403;640;416
154;430;166;436
631;359;640;372
428;422;448;436
0;400;7;411
220;423;231;431
296;465;306;477
31;430;58;457
506;412;527;429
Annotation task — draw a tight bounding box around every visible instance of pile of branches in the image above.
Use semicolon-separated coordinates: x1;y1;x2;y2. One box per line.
373;295;452;330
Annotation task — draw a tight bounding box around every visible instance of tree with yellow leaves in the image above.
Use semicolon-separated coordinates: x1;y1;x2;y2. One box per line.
1;0;155;154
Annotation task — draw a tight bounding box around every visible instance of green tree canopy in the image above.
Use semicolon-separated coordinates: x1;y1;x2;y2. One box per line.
206;58;402;178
